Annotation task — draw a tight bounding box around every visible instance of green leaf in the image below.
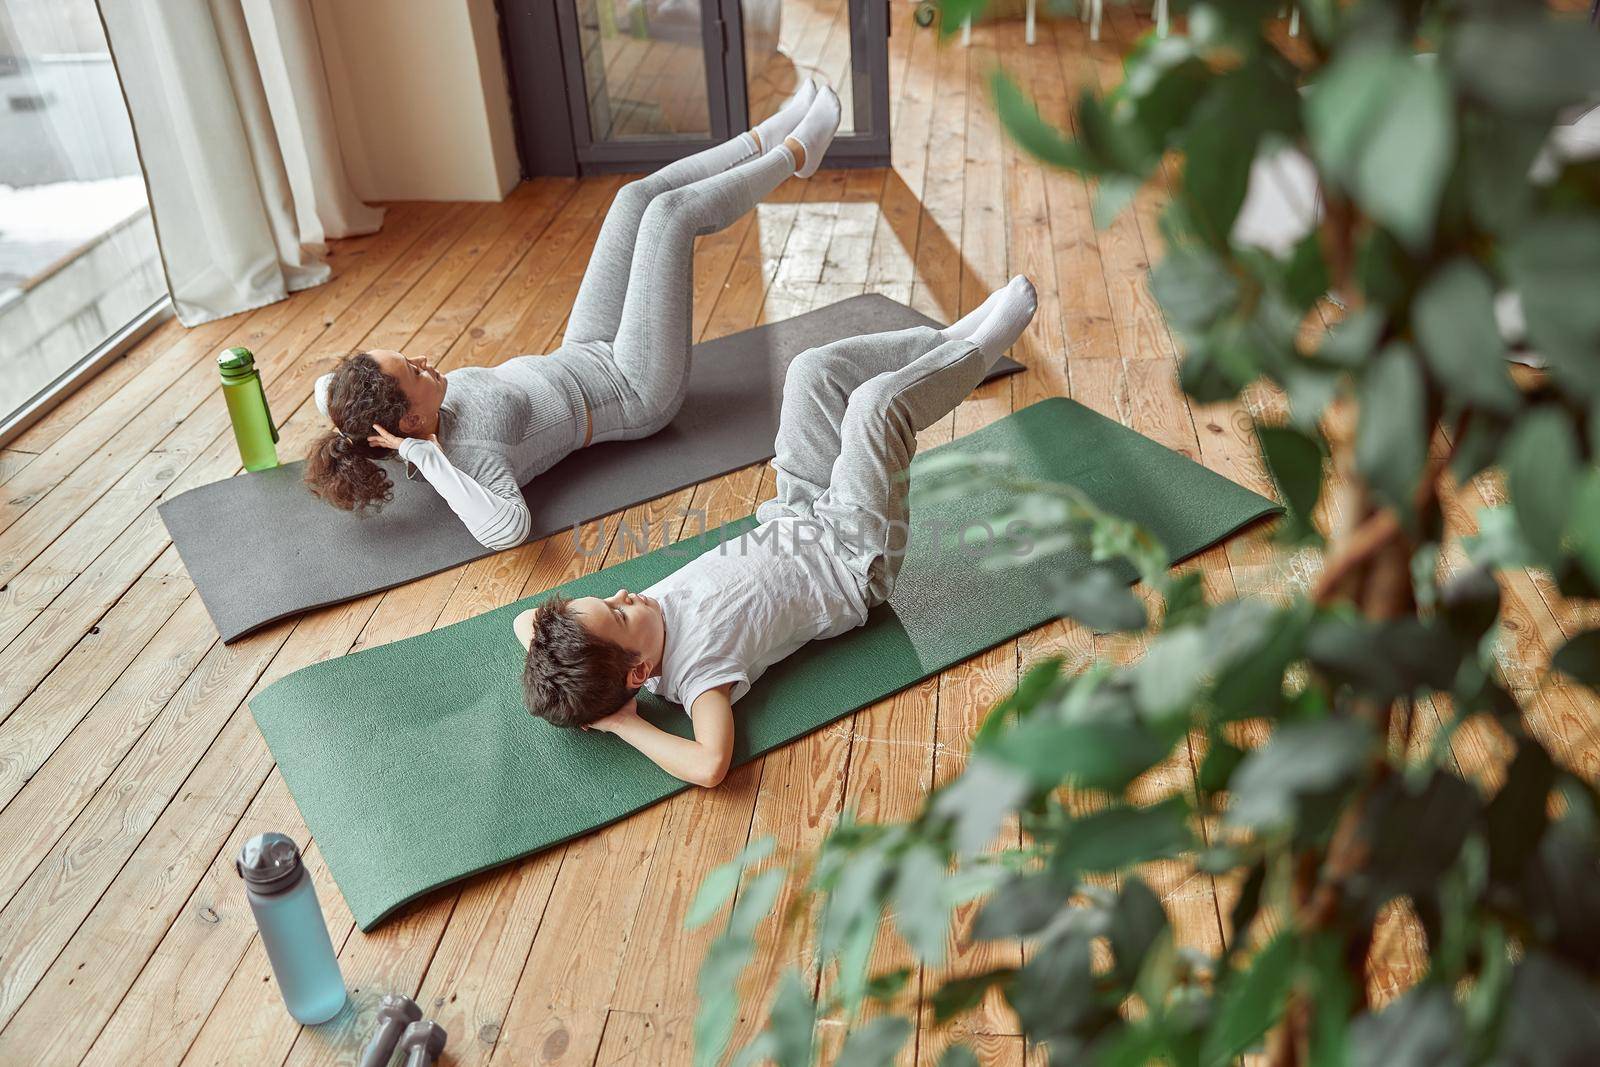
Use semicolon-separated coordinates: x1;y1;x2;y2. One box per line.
1284;232;1330;312
1486;741;1556;887
1439;564;1501;645
892;844;950;964
1149;246;1240;333
991;72;1098;173
1258;425;1325;543
1010;923;1099;1041
980;716;1175;793
930;757;1030;857
686;836;776;930
1132;628;1211;721
1106;878;1169;985
1552;629;1600;687
1460;110;1546;236
937;1045;981;1067
1199;740;1247;795
1307;48;1455;249
1180;89;1263;245
864;967;914;1003
1502;408;1580;565
1200;933;1295;1067
1305;933;1355;1067
1209;601;1309;719
696;866;787;1067
1351;985;1466;1066
1162;571;1207;628
836;1016;913;1067
973;870;1073;939
1356;344;1428;522
732;970;816;1067
1452;17;1600;116
1228;862;1267;954
1316;306;1384;368
1051;563;1148;633
1093;175;1142;230
1306;616;1459;699
1226;718;1372;830
1356;770;1481;916
974;655;1064;747
1053;796;1195;875
930;969;1017;1023
1463;506;1538;571
1503;215;1600;400
819;843;890;960
1412;260;1521;415
1354;59;1454;250
1498;953;1600;1066
1569;470;1600;588
769;971;817;1067
1077;85;1152;174
1524;815;1600;968
1306;48;1400;184
1120;34;1210;155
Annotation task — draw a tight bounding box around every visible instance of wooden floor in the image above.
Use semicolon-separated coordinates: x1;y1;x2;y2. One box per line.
0;7;1595;1066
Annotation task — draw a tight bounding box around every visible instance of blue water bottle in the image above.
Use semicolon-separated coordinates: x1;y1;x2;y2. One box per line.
235;832;347;1024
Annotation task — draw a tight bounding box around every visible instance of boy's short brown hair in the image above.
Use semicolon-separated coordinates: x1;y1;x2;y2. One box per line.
521;594;639;727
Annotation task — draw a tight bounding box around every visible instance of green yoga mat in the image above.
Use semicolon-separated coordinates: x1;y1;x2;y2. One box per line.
251;397;1280;930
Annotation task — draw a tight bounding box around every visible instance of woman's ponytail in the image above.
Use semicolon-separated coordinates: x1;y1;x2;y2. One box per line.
303;352;410;513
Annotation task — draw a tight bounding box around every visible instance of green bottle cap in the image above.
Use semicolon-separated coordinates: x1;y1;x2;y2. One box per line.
217;346;256;374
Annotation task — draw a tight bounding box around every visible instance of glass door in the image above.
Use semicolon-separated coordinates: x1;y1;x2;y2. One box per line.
731;0;889;160
556;0;738;169
548;0;888;173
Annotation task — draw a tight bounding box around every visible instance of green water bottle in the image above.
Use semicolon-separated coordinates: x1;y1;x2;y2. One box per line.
218;347;279;472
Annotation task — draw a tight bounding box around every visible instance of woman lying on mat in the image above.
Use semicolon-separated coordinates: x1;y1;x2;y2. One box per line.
306;81;842;551
512;276;1039;786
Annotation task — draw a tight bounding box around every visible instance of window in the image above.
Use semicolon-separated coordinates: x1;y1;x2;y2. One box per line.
1;0;166;432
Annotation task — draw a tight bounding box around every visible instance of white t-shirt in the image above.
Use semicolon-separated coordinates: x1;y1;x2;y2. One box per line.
643;516;871;711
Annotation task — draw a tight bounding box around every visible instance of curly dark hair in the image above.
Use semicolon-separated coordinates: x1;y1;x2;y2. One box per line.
522;594;639;727
304;352;410;513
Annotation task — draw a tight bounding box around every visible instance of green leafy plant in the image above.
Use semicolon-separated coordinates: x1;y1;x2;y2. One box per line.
693;2;1600;1063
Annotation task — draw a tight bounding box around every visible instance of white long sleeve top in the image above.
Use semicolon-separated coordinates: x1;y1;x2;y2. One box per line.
315;355;592;550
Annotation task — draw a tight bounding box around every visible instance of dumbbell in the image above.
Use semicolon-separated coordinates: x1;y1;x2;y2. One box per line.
359;993;421;1067
397;1019;448;1067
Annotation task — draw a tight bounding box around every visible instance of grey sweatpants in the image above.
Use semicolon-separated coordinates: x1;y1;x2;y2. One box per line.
755;325;997;606
557;136;795;441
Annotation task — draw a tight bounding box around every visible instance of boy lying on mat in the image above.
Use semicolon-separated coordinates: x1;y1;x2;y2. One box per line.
512;278;1037;786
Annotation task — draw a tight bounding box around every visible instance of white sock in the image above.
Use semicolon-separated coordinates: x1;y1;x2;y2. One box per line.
942;284;1011;341
751;79;817;154
786;86;842;178
966;275;1038;362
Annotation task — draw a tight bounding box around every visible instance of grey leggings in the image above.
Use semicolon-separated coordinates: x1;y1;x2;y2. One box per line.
558;136;795;441
756;325;997;606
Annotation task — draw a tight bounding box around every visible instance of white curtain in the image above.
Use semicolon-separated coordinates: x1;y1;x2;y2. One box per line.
98;0;382;326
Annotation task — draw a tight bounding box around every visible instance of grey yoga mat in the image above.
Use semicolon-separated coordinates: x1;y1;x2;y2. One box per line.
159;295;1023;643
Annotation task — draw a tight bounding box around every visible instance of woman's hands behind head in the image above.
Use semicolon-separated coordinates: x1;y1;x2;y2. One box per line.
368;424;437;452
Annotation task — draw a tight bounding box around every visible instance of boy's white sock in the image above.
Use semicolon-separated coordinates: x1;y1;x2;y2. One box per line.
751;79;817;154
941;284;1011;341
784;86;842;178
966;275;1038;362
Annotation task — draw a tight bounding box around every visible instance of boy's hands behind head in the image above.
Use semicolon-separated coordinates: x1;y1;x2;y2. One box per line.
583;697;640;733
